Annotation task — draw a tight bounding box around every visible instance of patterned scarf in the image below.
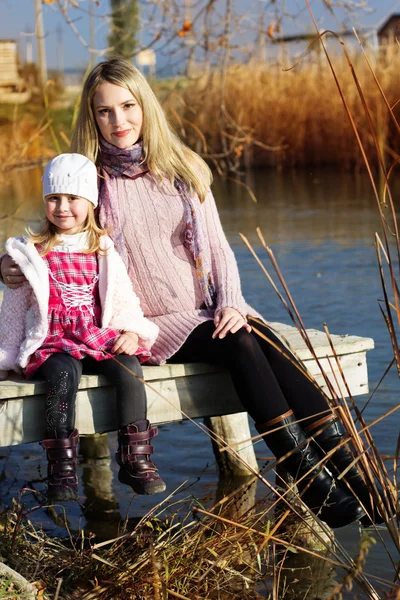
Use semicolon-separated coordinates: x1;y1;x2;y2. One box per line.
98;137;216;308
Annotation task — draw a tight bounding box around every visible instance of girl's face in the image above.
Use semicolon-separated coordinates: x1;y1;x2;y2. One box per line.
93;82;143;149
45;194;89;235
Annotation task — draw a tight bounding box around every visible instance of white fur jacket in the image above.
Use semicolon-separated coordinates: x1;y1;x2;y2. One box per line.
0;235;159;377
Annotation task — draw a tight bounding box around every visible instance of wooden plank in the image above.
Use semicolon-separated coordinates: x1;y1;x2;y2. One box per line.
0;363;222;400
0;370;243;446
206;414;259;476
305;351;369;398
0;321;375;447
0;351;370;447
267;322;374;359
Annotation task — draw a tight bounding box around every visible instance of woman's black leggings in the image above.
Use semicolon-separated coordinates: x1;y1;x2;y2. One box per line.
169;318;332;426
36;353;146;438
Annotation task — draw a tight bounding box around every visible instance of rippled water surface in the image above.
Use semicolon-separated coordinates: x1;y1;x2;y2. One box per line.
0;167;398;597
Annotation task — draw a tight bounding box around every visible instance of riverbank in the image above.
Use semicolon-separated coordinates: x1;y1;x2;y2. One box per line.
0;490;386;600
1;45;399;173
172;49;400;170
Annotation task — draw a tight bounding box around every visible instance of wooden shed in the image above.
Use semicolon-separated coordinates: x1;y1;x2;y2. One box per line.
0;39;19;88
377;13;400;45
0;39;31;103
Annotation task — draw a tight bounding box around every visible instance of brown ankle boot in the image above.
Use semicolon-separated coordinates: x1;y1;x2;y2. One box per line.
116;420;166;495
40;429;79;502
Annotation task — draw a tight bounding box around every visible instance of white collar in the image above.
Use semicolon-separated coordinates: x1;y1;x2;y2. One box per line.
53;231;89;252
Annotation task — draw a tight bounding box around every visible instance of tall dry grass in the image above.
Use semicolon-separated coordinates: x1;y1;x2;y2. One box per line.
0;81;72;176
164;44;400;170
1;479;393;600
0;118;50;169
2;45;400;173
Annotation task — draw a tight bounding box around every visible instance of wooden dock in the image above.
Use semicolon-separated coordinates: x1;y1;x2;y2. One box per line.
0;322;374;464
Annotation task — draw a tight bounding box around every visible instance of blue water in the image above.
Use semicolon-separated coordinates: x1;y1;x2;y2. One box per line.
0;167;398;597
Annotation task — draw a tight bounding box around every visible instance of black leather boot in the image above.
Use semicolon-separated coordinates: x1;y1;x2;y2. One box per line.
306;415;386;526
255;410;365;528
116;420;166;495
41;429;79;502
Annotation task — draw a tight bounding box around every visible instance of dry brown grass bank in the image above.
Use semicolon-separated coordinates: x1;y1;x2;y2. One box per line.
0;87;74;174
164;45;400;171
3;45;400;174
1;476;394;600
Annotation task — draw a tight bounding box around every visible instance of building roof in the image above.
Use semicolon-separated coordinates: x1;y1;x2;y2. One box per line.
271;28;375;44
377;13;400;35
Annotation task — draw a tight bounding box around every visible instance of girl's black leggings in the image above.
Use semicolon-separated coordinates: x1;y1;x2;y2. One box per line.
36;353;146;438
169;318;332;426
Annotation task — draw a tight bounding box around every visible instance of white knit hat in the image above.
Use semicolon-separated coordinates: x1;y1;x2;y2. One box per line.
42;153;98;208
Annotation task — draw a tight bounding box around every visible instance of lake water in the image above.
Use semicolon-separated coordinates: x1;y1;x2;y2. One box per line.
0;167;398;597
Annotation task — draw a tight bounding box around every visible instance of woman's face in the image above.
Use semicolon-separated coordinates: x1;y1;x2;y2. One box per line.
93;81;143;149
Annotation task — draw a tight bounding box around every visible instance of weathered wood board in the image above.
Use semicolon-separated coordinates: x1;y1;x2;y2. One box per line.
0;322;374;447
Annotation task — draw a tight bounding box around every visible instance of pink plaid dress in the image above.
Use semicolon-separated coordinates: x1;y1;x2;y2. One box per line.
25;250;146;377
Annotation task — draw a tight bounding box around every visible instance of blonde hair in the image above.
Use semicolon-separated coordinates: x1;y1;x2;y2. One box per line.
70;58;212;202
29;200;108;256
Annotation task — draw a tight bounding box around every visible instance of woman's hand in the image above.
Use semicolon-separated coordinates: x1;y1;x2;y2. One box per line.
212;307;252;339
1;255;26;289
112;331;140;355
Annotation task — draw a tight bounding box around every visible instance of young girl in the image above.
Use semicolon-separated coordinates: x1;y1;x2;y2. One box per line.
0;153;166;502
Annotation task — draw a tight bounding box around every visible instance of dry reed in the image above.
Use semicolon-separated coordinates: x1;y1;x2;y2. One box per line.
164;44;400;171
1;475;395;600
2;44;400;174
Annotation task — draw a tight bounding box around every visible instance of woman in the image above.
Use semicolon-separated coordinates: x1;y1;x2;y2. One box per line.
1;58;384;528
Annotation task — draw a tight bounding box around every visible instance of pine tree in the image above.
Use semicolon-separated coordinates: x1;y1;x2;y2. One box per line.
107;0;139;59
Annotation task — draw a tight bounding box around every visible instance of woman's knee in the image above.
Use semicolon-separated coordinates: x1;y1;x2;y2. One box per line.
249;320;295;363
220;327;260;356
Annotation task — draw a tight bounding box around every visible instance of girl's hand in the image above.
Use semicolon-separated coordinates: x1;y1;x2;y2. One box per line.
1;255;26;289
112;331;140;355
213;307;252;339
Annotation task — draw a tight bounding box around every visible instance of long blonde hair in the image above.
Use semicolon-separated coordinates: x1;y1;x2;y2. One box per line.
29;201;108;256
70;58;212;202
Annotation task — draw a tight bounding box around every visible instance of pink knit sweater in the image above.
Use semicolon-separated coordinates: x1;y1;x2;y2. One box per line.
109;173;260;364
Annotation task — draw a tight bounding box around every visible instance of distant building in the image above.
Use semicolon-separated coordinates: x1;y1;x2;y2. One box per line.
136;49;156;77
377;13;400;45
268;28;378;63
0;39;19;87
0;38;31;103
266;10;400;62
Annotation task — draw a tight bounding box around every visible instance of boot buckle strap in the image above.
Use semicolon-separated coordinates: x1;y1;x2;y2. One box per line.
126;459;157;472
46;448;77;461
120;427;158;443
122;444;154;456
41;432;79;450
48;462;76;475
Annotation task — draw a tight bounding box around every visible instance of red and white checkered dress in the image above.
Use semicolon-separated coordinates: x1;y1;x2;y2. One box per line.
25;250;148;377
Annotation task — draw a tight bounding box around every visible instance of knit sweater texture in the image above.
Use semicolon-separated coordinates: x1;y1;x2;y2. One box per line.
105;174;261;364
